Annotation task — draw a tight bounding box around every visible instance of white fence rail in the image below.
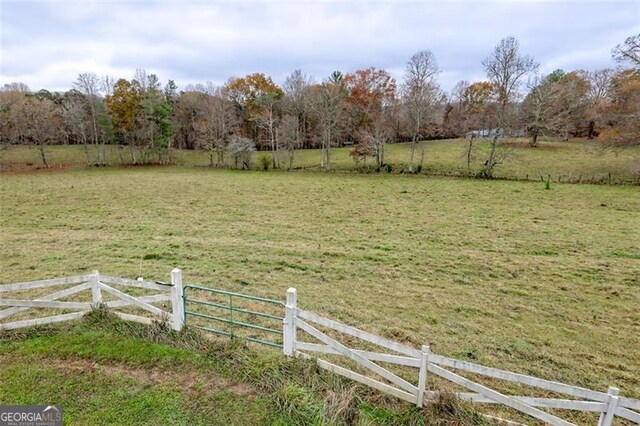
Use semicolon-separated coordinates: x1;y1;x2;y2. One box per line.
2;275;638;425
0;269;184;331
282;287;640;426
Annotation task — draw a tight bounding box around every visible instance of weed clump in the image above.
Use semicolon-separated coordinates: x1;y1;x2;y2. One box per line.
257;153;271;171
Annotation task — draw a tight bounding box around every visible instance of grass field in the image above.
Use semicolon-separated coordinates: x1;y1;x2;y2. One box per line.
1;165;638;408
2;138;639;184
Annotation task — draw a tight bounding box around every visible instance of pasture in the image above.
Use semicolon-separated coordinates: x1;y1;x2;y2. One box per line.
2;138;639;184
1;166;638;407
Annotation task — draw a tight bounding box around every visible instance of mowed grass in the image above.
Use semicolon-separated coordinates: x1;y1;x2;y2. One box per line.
0;167;639;404
3;137;639;183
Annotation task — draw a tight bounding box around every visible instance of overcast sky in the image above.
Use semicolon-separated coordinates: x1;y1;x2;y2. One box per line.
1;1;638;93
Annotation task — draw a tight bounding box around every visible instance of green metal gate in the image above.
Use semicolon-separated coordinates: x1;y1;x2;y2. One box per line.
182;285;284;348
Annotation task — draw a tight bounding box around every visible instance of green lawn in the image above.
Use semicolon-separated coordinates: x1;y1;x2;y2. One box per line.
3;138;639;184
1;166;638;413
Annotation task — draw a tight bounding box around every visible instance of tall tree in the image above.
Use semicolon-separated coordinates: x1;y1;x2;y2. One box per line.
523;74;562;147
11;96;59;167
60;89;93;164
481;37;538;177
600;69;640;147
0;87;28;167
283;70;313;149
587;69;613;107
173;90;204;150
252;92;283;168
105;78;143;163
194;86;238;166
585;69;613;138
139;74;174;163
225;73;283;154
344;67;397;130
402;50;441;171
343;68;397;168
310;72;348;170
73;73;103;164
554;71;591;140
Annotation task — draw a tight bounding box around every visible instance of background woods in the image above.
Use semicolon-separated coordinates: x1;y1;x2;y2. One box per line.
1;35;638;174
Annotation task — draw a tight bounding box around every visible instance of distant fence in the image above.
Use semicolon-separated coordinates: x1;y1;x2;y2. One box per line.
2;272;639;425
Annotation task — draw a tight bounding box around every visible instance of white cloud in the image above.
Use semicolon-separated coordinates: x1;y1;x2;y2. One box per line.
0;1;638;92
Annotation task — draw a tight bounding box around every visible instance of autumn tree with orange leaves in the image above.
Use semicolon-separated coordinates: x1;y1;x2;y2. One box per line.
225;73;283;166
344;68;397;167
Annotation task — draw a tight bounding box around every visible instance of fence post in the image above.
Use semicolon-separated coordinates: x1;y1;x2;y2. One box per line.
283;287;297;357
417;344;430;407
90;270;102;308
171;268;184;331
597;386;620;426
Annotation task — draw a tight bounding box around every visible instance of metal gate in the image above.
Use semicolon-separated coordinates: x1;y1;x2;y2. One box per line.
182;285;284;348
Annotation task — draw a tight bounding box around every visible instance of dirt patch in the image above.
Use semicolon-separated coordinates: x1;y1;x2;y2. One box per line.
9;356;256;397
502;141;559;149
0;163;78;175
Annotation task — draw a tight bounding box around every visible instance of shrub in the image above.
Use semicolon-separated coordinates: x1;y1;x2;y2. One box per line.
227;136;255;169
257;153;271;171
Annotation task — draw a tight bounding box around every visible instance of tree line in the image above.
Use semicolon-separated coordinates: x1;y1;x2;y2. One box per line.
0;35;638;177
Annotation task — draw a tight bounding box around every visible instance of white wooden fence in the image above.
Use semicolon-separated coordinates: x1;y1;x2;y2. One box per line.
282;288;640;426
0;269;184;331
2;274;638;426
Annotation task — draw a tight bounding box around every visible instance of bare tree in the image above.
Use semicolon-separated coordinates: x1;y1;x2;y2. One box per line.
252;93;282;168
101;75;116;96
61;91;92;165
523;74;562;147
283;69;313;149
311;73;347;170
588;69;613;106
277;114;299;170
134;68;149;92
481;37;538;177
612;33;640;69
555;72;591;140
73;73;102;164
402;50;440;171
2;82;30;93
11;96;59;167
195;86;238;166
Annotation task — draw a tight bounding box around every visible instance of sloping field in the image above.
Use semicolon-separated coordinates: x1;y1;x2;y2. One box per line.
1;167;639;413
